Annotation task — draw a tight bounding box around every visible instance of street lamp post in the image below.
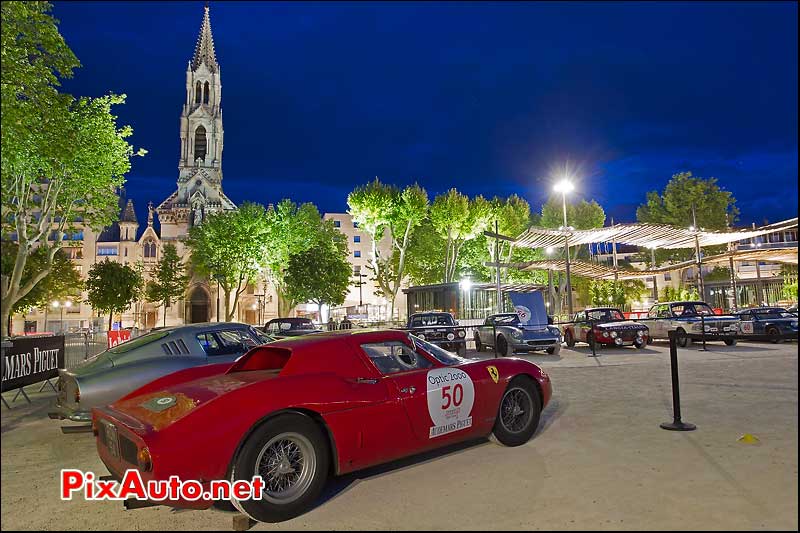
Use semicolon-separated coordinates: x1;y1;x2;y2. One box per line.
354;273;368;308
52;300;72;333
554;179;574;316
649;245;658;302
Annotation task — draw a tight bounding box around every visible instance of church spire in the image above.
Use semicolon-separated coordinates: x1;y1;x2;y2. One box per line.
191;4;218;73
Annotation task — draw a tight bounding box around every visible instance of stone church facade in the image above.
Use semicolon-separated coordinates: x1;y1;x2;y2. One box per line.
12;6;279;335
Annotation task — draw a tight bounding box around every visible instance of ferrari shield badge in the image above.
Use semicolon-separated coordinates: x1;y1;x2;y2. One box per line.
487;365;499;384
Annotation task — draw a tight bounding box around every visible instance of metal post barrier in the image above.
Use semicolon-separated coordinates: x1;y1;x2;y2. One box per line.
699;314;707;351
660;330;696;431
588;319;597;357
493;324;498;359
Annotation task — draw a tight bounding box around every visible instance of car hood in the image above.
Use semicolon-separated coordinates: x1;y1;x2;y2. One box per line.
595;321;645;330
108;370;280;431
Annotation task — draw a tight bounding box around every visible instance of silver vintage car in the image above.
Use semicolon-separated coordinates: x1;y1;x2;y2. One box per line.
474;313;562;356
50;322;273;423
639;301;740;347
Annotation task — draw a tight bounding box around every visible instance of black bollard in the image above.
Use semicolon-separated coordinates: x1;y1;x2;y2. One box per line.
660;330;696;431
588;319;598;357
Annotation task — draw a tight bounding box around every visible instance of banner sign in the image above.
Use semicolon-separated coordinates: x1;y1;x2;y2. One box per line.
108;329;132;349
507;291;548;328
1;335;65;392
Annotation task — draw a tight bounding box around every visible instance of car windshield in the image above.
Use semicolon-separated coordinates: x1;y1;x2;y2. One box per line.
107;331;169;354
587;309;625;321
493;314;520;325
272;319;316;331
672;303;715;317
410;335;469;366
409;314;455;327
754;310;794;320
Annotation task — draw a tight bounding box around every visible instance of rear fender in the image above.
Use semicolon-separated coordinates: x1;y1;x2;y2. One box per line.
117;362;231;402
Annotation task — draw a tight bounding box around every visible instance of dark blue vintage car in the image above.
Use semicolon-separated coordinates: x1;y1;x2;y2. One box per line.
735;307;798;343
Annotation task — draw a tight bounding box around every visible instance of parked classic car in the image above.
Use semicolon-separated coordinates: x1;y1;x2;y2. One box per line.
263;317;322;338
92;329;552;522
561;307;649;349
474;313;561;356
50;322;273;423
638;301;740;347
405;312;467;355
735;307;798;343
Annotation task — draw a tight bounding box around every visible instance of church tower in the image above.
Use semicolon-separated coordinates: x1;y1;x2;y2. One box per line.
157;4;236;239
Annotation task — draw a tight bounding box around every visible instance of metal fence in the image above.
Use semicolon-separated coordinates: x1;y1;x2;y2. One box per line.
63;331;108;369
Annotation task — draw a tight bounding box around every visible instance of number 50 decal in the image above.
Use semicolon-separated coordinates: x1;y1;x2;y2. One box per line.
441;384;464;409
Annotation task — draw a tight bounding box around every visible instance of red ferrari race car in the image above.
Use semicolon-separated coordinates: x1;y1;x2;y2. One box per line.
92;329;552;523
561;307;649;349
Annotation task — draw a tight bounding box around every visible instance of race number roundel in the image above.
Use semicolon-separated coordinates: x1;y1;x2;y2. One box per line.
515;305;531;325
426;368;475;438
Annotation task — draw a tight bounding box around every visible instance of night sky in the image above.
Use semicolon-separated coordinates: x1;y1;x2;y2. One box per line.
52;1;797;229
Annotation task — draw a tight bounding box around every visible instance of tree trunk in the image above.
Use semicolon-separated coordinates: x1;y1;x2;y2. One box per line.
108;313;113;332
163;302;167;327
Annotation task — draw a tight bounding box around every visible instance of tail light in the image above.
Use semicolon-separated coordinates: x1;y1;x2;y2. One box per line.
91;419;98;436
74;386;80;403
137;447;152;472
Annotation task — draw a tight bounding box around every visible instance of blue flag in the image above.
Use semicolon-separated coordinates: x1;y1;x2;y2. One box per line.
507;291;548;328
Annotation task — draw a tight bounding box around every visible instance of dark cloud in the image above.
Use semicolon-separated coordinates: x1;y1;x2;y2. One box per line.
53;1;797;226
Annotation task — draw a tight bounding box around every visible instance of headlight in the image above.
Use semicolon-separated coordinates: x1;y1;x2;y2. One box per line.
602;331;610;338
637;330;644;337
610;331;618;338
418;334;426;341
511;329;522;339
691;324;703;332
791;321;798;328
457;330;466;338
447;332;455;341
703;324;711;332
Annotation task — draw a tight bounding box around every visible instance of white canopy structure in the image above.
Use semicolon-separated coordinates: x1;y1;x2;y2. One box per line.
486;217;798;251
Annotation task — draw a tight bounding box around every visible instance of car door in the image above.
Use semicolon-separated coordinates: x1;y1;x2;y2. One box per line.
386;345;486;450
738;311;756;335
479;316;495;345
575;311;589;340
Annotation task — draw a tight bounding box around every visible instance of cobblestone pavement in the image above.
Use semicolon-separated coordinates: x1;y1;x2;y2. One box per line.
1;340;797;530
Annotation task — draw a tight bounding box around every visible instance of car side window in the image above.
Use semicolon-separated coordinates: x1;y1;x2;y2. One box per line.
362;341;434;375
197;332;222;355
215;330;250;355
658;305;670;318
485;316;495;326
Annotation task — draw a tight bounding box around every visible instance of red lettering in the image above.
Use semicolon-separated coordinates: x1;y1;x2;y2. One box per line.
95;480;117;500
441;385;452;409
118;469;147;500
61;470;84;500
251;476;265;499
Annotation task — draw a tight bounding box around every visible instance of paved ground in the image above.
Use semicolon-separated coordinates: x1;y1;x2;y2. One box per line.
1;340;797;531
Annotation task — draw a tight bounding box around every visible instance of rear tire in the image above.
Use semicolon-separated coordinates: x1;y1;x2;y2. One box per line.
230;413;330;523
565;330;576;348
723;337;737;346
546;344;560;355
634;339;646;349
491;376;542;447
767;327;783;344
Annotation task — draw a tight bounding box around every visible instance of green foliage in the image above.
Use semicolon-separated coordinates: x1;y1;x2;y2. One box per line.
285;222;352;311
636;171;738;263
1;242;81;315
540;196;606;230
1;2;143;336
347;179;429;317
704;266;731;282
187;202;269;321
430;189;492;283
145;243;189;326
262;199;325;315
781;265;798;302
660;285;700;302
588;279;649;308
85;260;143;329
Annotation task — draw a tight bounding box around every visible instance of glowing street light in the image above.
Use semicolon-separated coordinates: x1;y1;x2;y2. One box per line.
553;177;574;315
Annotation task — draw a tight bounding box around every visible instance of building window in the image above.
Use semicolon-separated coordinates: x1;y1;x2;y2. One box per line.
203;81;210;104
663;272;671;281
195;81;202;103
333;220;341;228
354;236;361;243
144;240;157;258
353;265;361;276
194;126;207;161
98;247;118;256
354;250;361;258
353;221;359;228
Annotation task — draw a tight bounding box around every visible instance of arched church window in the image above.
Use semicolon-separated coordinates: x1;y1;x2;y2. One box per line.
194;126;207;161
203;82;210;104
144;240;157;258
195;82;202;104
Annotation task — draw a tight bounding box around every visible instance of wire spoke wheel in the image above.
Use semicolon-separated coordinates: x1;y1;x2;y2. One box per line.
255;432;316;504
500;387;534;434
